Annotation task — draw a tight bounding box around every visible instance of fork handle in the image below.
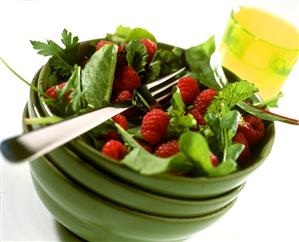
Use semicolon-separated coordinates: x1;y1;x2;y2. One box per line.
1;105;129;163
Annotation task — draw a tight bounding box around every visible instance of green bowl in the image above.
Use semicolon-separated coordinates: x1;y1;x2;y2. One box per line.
30;153;236;242
30;40;275;199
24;101;244;218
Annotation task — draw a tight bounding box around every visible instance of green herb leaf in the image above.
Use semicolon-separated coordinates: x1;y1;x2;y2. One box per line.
106;25;132;43
126;27;157;42
61;29;79;50
185;36;219;90
207;80;258;116
30;39;64;57
179;131;213;173
125;40;148;73
155;48;185;76
82;44;118;108
256;91;284;108
167;87;196;136
24;116;63;125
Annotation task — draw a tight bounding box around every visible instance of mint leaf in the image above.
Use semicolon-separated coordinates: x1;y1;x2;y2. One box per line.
125;40;148;73
185;36;219;90
82;44;118;108
207;80;258;116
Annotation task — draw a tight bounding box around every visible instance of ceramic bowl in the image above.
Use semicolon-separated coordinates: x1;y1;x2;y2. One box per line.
30;40;275;199
29;153;236;242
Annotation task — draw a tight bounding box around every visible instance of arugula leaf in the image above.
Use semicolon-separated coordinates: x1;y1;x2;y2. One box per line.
207;80;258;116
24;116;63;125
179;132;213;173
256;91;283;108
125;40;148;73
179;131;238;177
82;44;118;108
185;36;220;90
145;58;161;82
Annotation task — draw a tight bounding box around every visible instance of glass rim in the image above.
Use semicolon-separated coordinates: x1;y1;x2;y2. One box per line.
230;6;299;52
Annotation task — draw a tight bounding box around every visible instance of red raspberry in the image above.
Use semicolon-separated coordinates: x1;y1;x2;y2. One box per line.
210;153;219;167
113;66;141;92
102;130;120;141
112;114;128;130
140;39;157;62
141;109;170;145
101;140;127;160
238;115;265;146
233;132;251;162
46;82;69;100
177;76;200;105
155;140;179;158
193;89;218;114
189;108;206;126
114;90;132;103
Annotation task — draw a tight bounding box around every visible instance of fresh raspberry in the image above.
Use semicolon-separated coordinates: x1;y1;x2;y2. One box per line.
102;130;120;141
189;108;206;126
113;66;141;92
46;82;69;100
112;114;128;130
140;39;157;62
155;140;179;158
193;89;218;114
177;77;200;105
141;109;170;145
238;115;265;146
95;40;114;51
101;140;127;160
114;90;132;103
210;153;219;167
233;132;251;162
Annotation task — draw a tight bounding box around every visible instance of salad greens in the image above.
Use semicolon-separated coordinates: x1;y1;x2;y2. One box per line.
82;44;118;108
4;25;289;177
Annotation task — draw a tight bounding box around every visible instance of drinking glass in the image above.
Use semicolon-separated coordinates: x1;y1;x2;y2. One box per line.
220;6;299;99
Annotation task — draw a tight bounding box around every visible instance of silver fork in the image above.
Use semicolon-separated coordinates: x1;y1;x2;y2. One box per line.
1;68;185;162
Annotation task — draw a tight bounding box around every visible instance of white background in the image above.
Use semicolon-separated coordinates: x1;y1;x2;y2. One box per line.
1;0;299;241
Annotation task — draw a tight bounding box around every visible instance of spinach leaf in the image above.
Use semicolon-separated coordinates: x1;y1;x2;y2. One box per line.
185;36;220;90
125;40;148;73
106;25;132;43
115;124;190;175
82;44;118;108
156;48;185;76
127;27;157;42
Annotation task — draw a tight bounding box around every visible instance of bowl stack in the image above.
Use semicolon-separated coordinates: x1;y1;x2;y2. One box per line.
24;43;275;242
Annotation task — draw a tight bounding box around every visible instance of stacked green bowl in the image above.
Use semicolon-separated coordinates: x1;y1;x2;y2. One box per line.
24;40;276;242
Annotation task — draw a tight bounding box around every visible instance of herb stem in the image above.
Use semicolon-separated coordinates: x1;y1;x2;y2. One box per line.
0;56;41;94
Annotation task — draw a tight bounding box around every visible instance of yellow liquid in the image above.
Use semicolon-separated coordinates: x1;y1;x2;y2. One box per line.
220;7;299;99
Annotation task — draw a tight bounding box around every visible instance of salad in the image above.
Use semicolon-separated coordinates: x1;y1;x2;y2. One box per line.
21;26;283;177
